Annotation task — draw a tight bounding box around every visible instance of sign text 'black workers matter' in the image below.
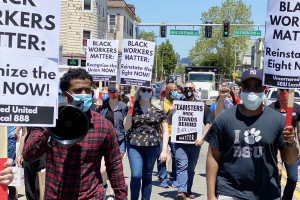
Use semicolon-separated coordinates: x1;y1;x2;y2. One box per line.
120;39;155;87
86;39;118;82
0;1;61;126
263;0;300;88
171;101;204;144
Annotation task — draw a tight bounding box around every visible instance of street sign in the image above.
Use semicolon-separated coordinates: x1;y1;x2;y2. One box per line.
232;73;238;76
234;30;261;36
170;30;199;36
67;59;78;66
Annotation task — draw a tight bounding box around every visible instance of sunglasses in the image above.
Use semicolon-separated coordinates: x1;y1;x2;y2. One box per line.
108;88;119;93
73;88;92;94
141;88;152;93
279;89;289;92
242;84;265;93
184;87;194;90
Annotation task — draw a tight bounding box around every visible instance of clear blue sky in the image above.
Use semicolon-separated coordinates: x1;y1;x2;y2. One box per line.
125;0;267;59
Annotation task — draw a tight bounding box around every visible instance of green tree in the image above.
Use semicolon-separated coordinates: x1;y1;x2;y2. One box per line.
189;0;254;77
157;40;178;78
175;64;186;75
139;30;157;42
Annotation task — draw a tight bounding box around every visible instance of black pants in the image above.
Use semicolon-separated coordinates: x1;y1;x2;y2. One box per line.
23;154;46;200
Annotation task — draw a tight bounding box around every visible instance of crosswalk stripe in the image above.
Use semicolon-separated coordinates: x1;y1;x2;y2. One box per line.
281;170;300;199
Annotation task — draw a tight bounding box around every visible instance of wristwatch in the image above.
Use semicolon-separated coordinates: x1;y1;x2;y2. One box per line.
285;142;297;147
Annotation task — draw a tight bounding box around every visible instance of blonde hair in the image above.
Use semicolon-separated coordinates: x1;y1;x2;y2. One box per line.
134;87;162;110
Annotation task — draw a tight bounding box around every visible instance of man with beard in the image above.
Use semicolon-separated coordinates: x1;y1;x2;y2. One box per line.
168;82;211;200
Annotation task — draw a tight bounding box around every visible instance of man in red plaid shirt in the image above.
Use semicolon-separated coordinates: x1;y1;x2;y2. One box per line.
23;69;127;200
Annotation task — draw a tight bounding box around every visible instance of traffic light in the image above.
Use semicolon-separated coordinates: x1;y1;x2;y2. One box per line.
160;25;167;38
223;20;230;37
205;22;212;38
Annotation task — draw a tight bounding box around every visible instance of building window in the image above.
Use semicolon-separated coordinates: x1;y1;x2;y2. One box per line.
98;1;101;15
109;15;116;26
82;30;91;47
124;16;126;32
83;0;92;11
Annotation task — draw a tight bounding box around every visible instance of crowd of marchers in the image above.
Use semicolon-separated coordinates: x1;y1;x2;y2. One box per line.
1;68;299;200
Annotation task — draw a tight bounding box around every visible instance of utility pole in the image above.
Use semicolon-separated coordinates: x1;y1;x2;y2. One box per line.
155;45;158;82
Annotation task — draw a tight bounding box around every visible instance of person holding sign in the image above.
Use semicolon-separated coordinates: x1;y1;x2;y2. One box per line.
22;69;127;200
124;87;169;200
269;89;300;200
205;69;299;200
168;82;211;200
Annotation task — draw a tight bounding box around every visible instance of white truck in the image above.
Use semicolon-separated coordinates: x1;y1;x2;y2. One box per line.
185;67;220;105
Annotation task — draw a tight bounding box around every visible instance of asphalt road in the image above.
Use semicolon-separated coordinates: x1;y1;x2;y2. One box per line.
13;142;300;200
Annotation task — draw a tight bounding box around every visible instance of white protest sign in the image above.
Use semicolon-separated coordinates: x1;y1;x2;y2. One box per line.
120;39;155;88
0;1;61;126
263;0;300;88
86;39;118;82
171;101;204;144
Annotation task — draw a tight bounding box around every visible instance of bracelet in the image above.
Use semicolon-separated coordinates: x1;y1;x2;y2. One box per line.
278;160;283;164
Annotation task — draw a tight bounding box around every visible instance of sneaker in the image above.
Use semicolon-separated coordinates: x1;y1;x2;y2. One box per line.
106;195;115;200
8;186;18;199
172;180;179;188
186;191;195;199
159;181;169;188
176;192;186;200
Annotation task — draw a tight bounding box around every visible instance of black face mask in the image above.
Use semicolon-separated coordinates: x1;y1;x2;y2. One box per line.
184;89;194;99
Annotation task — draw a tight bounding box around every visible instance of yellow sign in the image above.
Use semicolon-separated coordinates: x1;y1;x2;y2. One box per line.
233;76;236;80
232;73;238;77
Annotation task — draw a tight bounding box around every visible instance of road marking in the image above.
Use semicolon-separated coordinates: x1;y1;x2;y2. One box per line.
281;170;300;199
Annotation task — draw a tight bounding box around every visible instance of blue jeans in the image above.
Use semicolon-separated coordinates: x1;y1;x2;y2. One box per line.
118;140;126;154
128;143;159;200
282;161;298;200
157;138;177;182
175;143;201;193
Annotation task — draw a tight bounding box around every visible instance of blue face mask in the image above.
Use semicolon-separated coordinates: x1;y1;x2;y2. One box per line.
121;92;125;96
71;94;92;112
170;91;182;100
102;94;109;101
58;95;67;104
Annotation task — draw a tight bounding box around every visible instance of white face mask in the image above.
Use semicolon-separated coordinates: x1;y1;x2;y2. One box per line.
240;92;265;110
139;91;152;100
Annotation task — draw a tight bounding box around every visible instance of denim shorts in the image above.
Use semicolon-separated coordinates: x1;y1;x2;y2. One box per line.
118;140;126;154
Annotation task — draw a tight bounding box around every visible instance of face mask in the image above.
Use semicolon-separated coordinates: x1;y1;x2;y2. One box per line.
71;94;92;112
58;95;67;104
121;92;125;96
240;92;265;111
184;90;194;99
139;91;152;100
170;91;182;100
223;97;234;110
102;94;109;101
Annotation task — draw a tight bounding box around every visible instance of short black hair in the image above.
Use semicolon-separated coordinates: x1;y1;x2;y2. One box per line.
93;81;99;87
60;68;93;92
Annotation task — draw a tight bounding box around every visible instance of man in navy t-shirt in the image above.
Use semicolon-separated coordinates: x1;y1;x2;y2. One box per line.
204;69;299;200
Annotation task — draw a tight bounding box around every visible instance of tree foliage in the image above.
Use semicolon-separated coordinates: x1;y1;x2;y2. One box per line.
157;40;178;78
139;30;157;42
189;0;254;77
176;64;185;75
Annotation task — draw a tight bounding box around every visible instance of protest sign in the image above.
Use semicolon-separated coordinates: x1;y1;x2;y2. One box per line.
263;0;300;88
0;1;61;126
120;39;155;88
171;101;204;144
86;39;118;82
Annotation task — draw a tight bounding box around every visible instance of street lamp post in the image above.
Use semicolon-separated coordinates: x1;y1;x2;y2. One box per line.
161;52;166;81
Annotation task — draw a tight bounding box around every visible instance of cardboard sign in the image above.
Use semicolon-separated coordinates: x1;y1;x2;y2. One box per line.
263;0;300;89
171;101;204;144
120;39;155;88
0;1;61;126
86;39;118;82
